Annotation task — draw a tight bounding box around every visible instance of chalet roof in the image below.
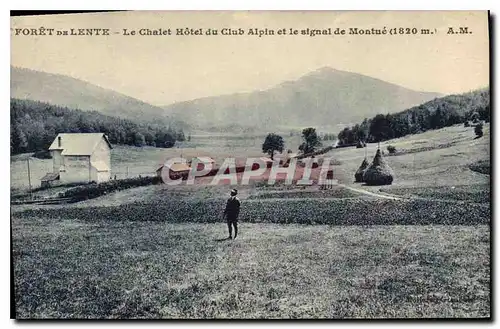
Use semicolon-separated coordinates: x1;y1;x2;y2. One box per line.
158;163;191;172
40;172;60;182
48;133;112;156
169;163;191;172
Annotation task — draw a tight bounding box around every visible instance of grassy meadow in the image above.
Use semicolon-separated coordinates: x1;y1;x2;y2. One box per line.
12;218;489;319
11;123;491;319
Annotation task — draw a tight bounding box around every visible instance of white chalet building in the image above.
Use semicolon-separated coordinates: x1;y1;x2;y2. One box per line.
41;133;112;186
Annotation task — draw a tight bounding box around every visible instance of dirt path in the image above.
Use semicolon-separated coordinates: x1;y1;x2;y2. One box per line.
337;184;404;200
328;161;404;201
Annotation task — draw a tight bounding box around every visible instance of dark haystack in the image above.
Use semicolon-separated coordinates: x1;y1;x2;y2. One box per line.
354;158;369;182
363;149;394;186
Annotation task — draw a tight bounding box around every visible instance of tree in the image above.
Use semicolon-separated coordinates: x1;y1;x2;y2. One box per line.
299;127;322;154
177;130;186;142
357;119;369;143
369;114;392;147
339;127;357;146
143;131;155;146
390;115;410;138
76;114;95;133
29;121;47;151
470;111;480;123
11;124;28;154
480;105;490;122
430;107;448;129
351;124;361;143
134;132;146;147
337;129;346;146
162;133;176;148
262;133;284;160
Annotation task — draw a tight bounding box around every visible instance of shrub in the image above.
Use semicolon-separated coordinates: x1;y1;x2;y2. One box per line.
387;145;396;154
296;146;334;159
61;176;160;201
469;160;490;175
475;123;484;138
33;150;52;159
464;121;470;127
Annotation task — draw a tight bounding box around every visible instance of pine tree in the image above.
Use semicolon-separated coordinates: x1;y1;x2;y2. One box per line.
11;124;28;154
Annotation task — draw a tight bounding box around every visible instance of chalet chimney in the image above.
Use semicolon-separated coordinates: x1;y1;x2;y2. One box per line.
58;136;62;147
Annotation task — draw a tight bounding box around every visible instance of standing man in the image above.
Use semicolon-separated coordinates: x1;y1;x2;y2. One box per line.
223;189;241;239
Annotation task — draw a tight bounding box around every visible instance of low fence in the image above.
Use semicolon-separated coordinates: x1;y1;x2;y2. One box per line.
109;171;156;180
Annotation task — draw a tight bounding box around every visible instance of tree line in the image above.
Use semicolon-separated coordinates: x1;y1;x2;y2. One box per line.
337;89;490;146
10;98;186;155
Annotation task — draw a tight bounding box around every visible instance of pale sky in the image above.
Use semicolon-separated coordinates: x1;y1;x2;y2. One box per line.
11;11;489;106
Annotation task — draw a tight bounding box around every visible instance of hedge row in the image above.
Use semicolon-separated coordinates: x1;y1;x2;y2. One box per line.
17;197;490;226
297;146;335;159
60;176;161;201
11;182;94;201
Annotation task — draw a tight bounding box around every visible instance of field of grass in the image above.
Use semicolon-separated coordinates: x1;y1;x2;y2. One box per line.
12;216;489;319
331;124;490;189
10;123;491;319
10;155;53;192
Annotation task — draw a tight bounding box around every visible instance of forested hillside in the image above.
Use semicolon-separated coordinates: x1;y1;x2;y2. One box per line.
337;89;490;146
10;98;186;155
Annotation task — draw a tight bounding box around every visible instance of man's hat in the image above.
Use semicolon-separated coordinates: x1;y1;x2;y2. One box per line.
231;189;238;194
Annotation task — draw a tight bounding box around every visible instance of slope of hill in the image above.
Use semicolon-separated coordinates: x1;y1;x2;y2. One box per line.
10;67;184;127
336;88;490;146
162;67;442;130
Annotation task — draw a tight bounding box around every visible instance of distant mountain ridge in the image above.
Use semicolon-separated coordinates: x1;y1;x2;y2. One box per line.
162;67;442;130
11;66;442;131
10;66;185;127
